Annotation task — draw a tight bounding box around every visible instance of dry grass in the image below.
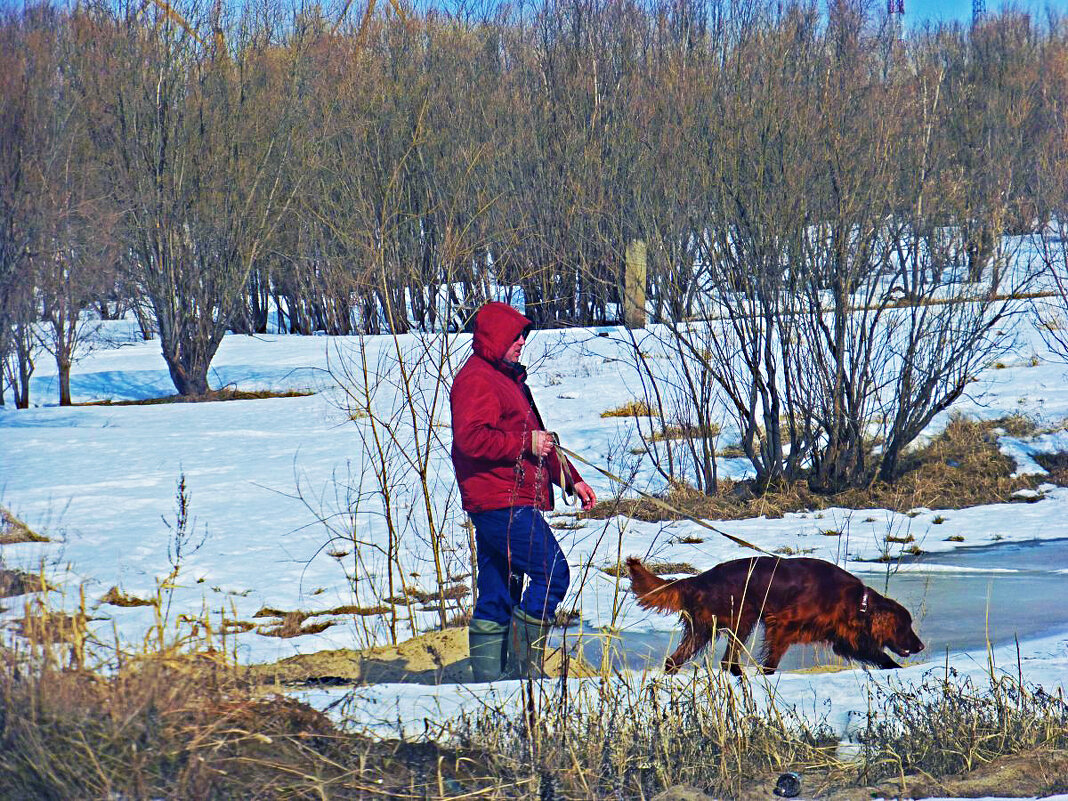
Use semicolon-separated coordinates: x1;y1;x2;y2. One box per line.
647;422;721;442
0;568;47;598
2;587;1067;800
774;545;816;555
77;387;314;406
849;669;1068;786
600;399;657;418
251;602;397;638
599;403;720;442
884;534;915;544
0;650;367;800
600;560;700;578
99;586;155;608
401;583;471;605
13;608;90;645
0;506;49;544
586;474;804;523
447;664;1068;800
587;415;1061;523
1035;451;1068;485
550;519;585;530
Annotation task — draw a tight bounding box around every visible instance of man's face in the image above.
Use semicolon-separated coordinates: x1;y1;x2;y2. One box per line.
504;331;525;363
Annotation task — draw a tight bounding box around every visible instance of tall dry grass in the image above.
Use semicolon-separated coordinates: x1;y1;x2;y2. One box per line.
3;590;1067;800
3;473;1067;799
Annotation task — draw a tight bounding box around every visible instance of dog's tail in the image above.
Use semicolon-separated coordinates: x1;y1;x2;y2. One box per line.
625;557;686;614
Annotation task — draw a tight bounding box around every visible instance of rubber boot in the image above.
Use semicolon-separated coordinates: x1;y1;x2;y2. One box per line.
508;608;552;678
468;617;510;682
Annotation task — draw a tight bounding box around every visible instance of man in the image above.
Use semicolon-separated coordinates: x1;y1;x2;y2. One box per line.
451;301;596;681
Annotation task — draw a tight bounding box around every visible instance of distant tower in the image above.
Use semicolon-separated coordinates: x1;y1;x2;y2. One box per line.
887;0;904;47
973;0;986;25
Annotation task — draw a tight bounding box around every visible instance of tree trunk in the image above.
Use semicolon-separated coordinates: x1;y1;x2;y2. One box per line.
133;301;156;341
57;357;71;406
12;323;33;409
966;223;995;283
166;359;211;397
157;310;218;397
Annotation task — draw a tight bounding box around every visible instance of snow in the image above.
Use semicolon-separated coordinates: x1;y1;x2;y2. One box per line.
288;629;1068;741
2;305;1068;799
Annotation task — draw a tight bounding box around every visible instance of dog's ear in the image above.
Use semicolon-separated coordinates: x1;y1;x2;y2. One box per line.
867;595;910;643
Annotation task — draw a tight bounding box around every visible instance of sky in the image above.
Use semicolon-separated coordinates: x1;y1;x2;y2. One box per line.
904;0;1068;25
4;0;1068;30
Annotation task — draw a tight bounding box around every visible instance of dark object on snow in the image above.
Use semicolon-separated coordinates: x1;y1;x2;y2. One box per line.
773;772;801;798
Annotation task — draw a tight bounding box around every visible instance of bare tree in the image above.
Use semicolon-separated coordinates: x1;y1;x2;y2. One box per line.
0;3;58;408
75;0;298;396
327;331;467;640
28;13;121;405
636;2;1035;494
1031;16;1068;363
941;11;1042;284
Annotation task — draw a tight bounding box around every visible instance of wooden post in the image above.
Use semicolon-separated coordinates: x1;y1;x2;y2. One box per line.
624;239;647;329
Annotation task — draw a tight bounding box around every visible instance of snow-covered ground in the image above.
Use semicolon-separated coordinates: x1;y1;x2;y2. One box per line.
298;629;1068;744
2;302;1068;776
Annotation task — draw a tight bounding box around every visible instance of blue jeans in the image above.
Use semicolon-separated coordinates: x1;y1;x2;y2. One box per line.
469;506;570;625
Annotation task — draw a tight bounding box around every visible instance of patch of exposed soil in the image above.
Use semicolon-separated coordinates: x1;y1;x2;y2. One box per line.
819;747;1068;801
0;568;46;598
249;626;596;686
77;388;314;406
693;748;1068;801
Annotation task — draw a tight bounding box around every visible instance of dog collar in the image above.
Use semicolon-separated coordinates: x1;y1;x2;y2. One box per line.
860;588;869;614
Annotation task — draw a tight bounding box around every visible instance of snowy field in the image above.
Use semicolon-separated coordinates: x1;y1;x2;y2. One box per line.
2;297;1068;784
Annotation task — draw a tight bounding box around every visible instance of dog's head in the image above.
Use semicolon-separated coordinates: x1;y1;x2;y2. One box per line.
870;595;925;658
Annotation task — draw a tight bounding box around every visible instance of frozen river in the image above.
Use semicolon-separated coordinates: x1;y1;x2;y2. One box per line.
563;538;1068;672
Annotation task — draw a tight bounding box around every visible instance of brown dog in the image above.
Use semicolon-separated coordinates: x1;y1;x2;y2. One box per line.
626;556;924;675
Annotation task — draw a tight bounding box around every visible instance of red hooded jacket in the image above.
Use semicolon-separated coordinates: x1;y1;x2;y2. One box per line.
450;302;582;512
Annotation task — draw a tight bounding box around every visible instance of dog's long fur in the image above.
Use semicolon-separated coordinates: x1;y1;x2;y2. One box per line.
626;556;924;675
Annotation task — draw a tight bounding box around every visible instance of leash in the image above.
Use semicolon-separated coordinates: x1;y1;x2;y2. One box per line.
550;437;775;557
556;441;872;616
549;437;884;663
549;433;580;508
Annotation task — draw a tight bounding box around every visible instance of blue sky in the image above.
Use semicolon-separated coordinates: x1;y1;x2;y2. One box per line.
904;0;1068;25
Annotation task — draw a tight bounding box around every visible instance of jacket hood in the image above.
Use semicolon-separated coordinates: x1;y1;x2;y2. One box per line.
472;302;531;365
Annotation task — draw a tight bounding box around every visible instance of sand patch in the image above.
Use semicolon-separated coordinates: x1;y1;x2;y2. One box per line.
250;627;596;686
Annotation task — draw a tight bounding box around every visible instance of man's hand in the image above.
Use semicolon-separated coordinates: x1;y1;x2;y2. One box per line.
531;430;555;459
573;481;597;510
